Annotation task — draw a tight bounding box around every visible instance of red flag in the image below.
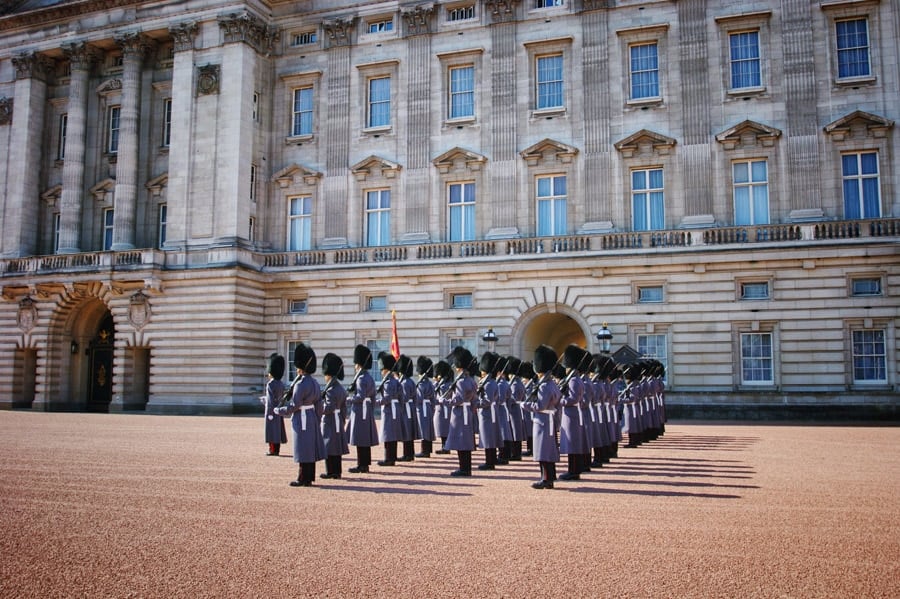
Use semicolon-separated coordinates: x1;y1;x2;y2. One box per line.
389;310;400;359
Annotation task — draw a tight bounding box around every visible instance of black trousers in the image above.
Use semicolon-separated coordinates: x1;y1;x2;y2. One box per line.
457;450;472;473
325;455;342;476
356;445;371;468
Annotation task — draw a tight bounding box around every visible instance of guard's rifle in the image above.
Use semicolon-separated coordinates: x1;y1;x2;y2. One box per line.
277;373;302;409
345;369;363;394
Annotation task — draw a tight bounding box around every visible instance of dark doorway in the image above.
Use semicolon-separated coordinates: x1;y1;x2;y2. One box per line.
87;313;115;413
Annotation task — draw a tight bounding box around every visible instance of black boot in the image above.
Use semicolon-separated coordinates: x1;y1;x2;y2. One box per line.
400;440;415;461
523;436;533;457
451;450;472;476
378;441;397;466
559;455;581;480
436;437;450;454
416;439;432;458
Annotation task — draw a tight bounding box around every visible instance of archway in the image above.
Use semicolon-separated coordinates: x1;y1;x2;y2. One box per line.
513;305;590;362
66;300;115;412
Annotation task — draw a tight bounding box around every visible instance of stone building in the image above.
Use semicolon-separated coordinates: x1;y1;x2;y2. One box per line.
0;0;897;416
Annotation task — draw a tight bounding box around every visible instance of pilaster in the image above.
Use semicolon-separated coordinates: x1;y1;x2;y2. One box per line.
581;7;614;231
321;22;354;247
487;9;519;238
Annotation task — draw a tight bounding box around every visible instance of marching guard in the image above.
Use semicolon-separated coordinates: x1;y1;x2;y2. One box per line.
261;353;287;457
432;360;453;453
440;347;477;476
521;345;561;489
320;353;349;479
558;345;589;481
504;356;525;461
376;352;403;466
396;355;419;462
476;351;502;471
415;356;437;458
346;345;378;474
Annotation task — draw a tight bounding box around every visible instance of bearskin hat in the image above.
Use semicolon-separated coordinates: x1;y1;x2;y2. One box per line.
417;356;434;376
562;344;589;371
293;343;317;374
532;344;557;374
551;362;566;380
267;353;285;381
353;344;373;369
479;351;498;375
397;354;413;378
322;353;344;380
433;360;453;381
503;355;521;376
446;346;473;370
378;351;396;372
518;359;535;380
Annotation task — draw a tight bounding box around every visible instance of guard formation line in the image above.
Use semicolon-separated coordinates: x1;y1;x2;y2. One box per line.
261;343;666;489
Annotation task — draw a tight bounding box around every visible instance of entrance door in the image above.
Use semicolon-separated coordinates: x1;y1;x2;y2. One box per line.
87;314;115;413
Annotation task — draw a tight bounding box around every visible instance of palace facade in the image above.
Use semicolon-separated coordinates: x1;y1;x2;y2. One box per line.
0;0;897;416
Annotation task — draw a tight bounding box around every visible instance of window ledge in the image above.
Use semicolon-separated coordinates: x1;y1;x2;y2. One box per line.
530;107;566;120
444;116;476;127
285;134;314;145
158;146;170;155
726;86;767;99
626;97;663;109
834;75;876;88
362;126;392;137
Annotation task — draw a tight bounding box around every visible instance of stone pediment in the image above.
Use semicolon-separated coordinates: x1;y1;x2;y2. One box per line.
432;147;487;173
614;129;676;158
715;120;782;149
90;178;115;201
272;163;322;187
96;78;122;95
145;173;168;196
519;138;578;166
350;155;401;181
41;184;61;206
824;110;894;141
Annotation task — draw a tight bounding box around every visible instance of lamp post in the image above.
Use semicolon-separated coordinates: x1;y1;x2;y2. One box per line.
482;328;498;353
596;322;612;355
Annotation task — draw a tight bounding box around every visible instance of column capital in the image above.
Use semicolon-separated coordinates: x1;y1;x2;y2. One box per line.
218;10;280;55
115;31;155;61
322;16;356;48
63;42;102;73
402;4;435;37
485;0;521;23
169;21;198;53
12;52;55;81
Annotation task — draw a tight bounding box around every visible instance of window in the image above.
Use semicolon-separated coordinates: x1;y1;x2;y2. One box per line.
447;4;475;21
836;18;870;79
729;31;761;89
630;43;659;100
733;159;769;225
637;333;667;382
535;0;564;6
367;77;391;128
842;152;881;219
57;114;67;160
292;87;313;137
249;164;258;203
288;196;312;251
248;217;255;243
535;54;563;110
367;19;393;34
638;286;664;303
290;31;317;46
252;92;260;122
365;189;391;246
367;338;389;382
740;332;773;385
289;298;308;314
158;204;167;248
448;182;476;241
852;329;886;383
631;168;664;231
107;105;121;154
536;175;567;236
103;209;114;251
450;293;473;309
449;65;475;120
366;296;388;312
851;277;882;297
162;99;172;147
741;281;769;300
53;213;61;253
449;336;477;357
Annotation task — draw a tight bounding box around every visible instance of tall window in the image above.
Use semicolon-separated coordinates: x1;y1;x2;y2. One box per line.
632;168;664;231
448;182;476;241
249;164;258;203
158;204;167;248
852;329;886;383
733;160;769;225
292;87;313;136
536;54;563;110
162;99;172;147
367;77;391;128
842;152;880;219
107;105;121;154
103;209;114;250
57;114;67;160
836;18;870;79
366;189;390;246
729;31;761;89
637;334;668;382
630;43;659;99
449;65;475;119
741;332;773;385
536;175;567;236
288;196;312;251
53;213;61;253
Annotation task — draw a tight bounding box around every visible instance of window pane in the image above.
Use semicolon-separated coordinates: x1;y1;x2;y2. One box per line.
368;77;391;127
734;186;751;225
852;329;886;382
851;278;881;296
741;333;773;383
836;19;870;78
536;55;563;109
449;66;475;119
630;43;659;99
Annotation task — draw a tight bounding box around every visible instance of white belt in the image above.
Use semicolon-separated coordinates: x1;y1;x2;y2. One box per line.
589;405;596;423
577;405;583;426
405;401;412;420
540;409;556;437
422;399;430;418
460;402;471;426
300;404;316;431
490;403;497;424
333;411;341;431
362;398;371;420
390;398;400;419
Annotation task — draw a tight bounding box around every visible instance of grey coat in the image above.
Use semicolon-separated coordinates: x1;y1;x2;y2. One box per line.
521;375;560;463
275;374;326;463
263;378;287;444
346;370;379;447
321;379;349;457
440;373;476;452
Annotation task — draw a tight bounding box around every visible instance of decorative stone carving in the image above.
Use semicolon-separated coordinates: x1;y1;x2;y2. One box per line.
96;78;123;95
197;64;220;96
402;4;434;36
17;296;36;332
12;51;55;81
582;0;610;11
485;0;521;22
115;31;155;61
218;11;280;55
0;97;12;126
62;42;101;73
169;21;198;53
128;291;151;330
322;16;356;47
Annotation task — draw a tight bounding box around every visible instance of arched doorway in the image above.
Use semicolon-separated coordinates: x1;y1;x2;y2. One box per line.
66;300;115;412
86;313;115;412
513;305;591;361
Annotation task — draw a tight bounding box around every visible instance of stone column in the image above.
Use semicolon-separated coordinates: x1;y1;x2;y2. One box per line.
111;33;153;251
58;42;99;254
4;52;52;258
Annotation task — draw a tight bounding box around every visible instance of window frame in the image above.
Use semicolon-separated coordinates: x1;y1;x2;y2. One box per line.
291;86;314;137
821;2;879;87
364;294;389;313
841;151;881;219
365;188;391;247
535;174;568;237
636;284;665;304
288;195;313;252
636;332;668;384
835;17;871;80
282;71;322;143
524;38;572;118
446;3;476;23
739;331;775;386
102;208;114;251
535;53;564;111
849;275;883;297
715;11;771;99
448;181;476;242
162;99;172;147
157;203;167;249
616;24;668;109
57;113;68;160
106;104;121;155
448;64;476;121
738;279;771;301
732;158;770;225
630;167;665;231
850;327;888;385
437;49;483;128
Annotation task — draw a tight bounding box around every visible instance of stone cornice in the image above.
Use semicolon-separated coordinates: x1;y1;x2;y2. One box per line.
0;0;139;32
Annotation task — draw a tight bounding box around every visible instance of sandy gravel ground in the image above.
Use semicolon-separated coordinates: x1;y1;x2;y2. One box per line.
0;412;897;598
